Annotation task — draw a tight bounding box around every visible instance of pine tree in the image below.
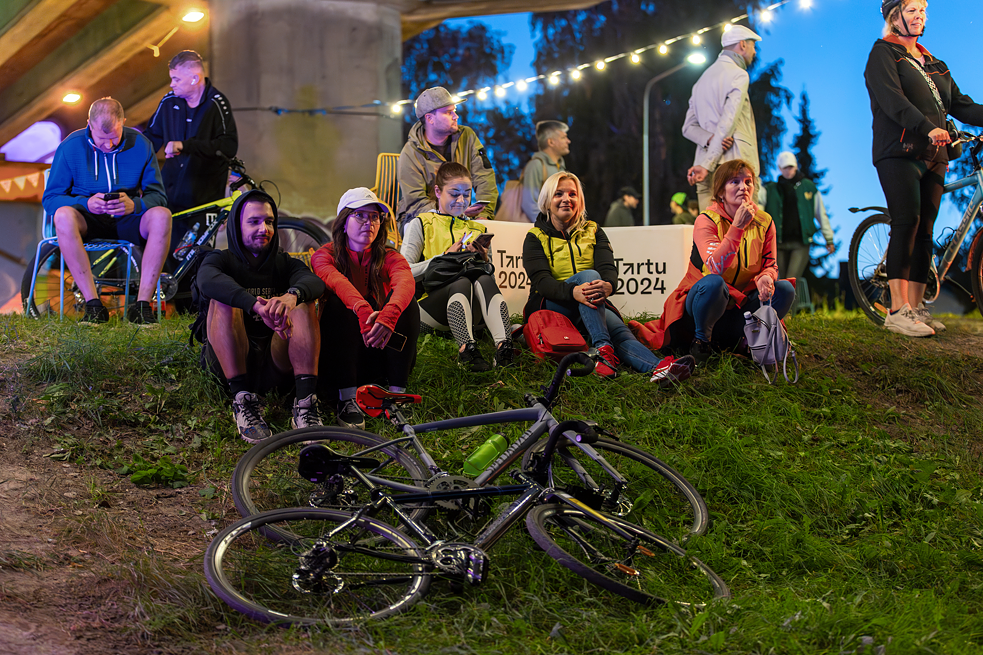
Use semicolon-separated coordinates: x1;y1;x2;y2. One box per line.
791;91;827;186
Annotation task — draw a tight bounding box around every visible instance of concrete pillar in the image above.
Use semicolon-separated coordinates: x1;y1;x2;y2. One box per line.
209;0;403;218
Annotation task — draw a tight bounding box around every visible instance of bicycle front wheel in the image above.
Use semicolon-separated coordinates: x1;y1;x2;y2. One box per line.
232;426;430;540
204;507;431;626
526;504;729;607
521;437;709;543
279;217;329;258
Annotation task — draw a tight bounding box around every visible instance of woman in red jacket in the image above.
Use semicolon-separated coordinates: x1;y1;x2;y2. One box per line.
312;188;419;429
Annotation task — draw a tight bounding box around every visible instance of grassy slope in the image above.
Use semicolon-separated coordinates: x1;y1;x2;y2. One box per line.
2;310;983;654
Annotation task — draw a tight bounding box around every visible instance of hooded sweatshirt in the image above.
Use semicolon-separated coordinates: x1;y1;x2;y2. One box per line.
195;189;325;337
42;126;167;218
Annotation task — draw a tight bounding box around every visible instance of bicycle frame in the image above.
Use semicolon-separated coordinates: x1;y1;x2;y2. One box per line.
935;168;983;287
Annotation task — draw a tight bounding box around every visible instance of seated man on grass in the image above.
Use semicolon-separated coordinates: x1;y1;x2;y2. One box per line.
42;97;171;326
194;189;325;442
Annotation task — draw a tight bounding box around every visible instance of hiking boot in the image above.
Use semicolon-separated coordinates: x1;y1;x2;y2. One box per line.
592;344;619;379
884;303;934;337
494;341;516;368
459;342;491;372
650;355;696;388
689;339;712;367
291;394;323;429
914;303;946;332
336;398;365;430
80;300;109;325
127;300;158;327
232;391;272;443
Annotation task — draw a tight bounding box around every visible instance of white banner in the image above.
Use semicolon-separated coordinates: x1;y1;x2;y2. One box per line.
479;221;694;318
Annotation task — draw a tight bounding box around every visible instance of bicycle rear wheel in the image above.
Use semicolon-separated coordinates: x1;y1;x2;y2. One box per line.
526;504;729;607
848;214;893;325
21;242;140;318
279;217;329;259
232;426;430;541
521;437;708;543
204;507;431;626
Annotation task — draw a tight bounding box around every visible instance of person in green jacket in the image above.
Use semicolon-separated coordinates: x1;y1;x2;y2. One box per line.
762;151;835;284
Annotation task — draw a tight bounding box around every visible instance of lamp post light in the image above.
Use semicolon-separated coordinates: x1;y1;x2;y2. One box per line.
642;52;708;226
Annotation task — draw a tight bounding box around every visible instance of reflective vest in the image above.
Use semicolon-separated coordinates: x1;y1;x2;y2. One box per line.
690;209;772;291
417;212;487;260
529;221;599;281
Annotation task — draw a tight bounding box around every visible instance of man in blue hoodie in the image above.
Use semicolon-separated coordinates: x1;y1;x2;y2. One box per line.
42;97;171;325
194;189;325;442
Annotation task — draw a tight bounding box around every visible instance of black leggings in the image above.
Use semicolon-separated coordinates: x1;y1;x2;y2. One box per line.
318;293;419;392
418;274;511;346
875;157;946;283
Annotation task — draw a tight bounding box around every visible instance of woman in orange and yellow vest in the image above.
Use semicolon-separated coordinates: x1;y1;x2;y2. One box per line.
631;159;794;366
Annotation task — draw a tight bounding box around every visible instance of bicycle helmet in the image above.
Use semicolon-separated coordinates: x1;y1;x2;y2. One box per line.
882;0;924;37
881;0;903;19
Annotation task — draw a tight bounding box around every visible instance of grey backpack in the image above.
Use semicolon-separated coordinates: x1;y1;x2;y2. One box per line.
743;301;799;384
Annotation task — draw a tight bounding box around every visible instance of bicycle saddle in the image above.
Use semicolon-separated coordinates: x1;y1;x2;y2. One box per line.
355;385;422;418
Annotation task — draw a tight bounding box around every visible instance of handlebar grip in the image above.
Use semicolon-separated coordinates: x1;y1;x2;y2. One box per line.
561;351;595;377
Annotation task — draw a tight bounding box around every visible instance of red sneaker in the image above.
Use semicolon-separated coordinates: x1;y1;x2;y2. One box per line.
593;345;620;379
650;355;695;388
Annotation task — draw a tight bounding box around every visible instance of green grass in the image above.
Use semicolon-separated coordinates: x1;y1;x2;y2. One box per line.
3;310;983;653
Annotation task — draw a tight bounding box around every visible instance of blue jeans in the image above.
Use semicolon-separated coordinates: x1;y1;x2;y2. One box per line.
545;270;660;373
685;274;795;342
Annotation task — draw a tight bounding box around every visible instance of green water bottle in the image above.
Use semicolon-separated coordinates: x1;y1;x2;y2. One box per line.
463;434;508;477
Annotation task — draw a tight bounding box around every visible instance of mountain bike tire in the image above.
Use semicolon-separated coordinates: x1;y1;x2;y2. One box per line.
204;507;431;626
21;241;141;319
232;426;430;542
521;437;709;543
525;504;729;607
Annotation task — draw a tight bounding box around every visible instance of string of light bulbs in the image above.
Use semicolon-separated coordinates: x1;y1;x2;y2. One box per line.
386;0;808;113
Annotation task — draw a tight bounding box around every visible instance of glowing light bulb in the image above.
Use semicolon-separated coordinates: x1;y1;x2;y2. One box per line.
723;24;733;32
62;93;81;104
691;35;701;45
517;79;528;91
571;70;582;80
182;10;205;22
595;60;605;71
687;53;708;65
760;9;774;23
391;103;402;114
477;89;488;101
494;86;505;98
659;44;669;55
548;75;560;86
799;0;812;7
631;53;641;64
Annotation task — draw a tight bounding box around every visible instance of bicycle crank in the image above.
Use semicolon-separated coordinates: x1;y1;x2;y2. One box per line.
427;542;489;585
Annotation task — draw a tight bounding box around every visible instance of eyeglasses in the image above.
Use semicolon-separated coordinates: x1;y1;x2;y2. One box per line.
350;210;385;225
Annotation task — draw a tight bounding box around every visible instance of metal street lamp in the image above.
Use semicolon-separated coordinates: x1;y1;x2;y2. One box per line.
642;52;708;226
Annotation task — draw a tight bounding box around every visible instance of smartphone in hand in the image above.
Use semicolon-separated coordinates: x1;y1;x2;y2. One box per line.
385;331;408;352
103;192;120;201
472;233;493;250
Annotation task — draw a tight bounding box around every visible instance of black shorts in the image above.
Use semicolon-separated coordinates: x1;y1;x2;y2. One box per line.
200;333;290;395
79;208;146;245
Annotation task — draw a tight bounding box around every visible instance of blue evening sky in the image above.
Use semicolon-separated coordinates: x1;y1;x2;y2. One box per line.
447;0;981;272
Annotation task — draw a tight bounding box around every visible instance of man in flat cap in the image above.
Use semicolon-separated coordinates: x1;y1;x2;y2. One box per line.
682;25;763;211
397;87;498;227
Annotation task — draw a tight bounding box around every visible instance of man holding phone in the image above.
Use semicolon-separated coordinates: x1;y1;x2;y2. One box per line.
397;87;498;227
42;97;172;325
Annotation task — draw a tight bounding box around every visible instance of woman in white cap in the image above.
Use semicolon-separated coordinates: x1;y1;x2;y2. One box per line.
311;188;419;429
866;0;983;336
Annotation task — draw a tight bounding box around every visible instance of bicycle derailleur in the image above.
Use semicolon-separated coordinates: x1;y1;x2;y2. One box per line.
292;539;344;595
427;542;489;585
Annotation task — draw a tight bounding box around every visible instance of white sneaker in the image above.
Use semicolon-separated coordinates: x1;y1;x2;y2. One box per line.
884;303;935;337
914;304;946;332
232;391;272;443
291;394;324;429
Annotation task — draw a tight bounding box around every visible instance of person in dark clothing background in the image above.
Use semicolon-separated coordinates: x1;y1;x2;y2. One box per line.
145;50;237;249
603;186;640;227
865;0;983;336
195;189;325;443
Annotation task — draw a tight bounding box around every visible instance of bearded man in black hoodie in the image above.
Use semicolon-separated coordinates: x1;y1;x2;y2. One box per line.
195;189;325;442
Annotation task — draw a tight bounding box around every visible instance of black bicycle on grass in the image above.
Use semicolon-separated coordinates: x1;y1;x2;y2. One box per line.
22;156;329;318
205;353;727;626
848;132;983;325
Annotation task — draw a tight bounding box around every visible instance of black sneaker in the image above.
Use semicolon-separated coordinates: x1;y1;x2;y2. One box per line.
80;300;109;325
336;398;365;430
494;341;516;368
689;339;712;368
232;391;272;443
127;300;158;327
291;394;324;429
459;342;491;372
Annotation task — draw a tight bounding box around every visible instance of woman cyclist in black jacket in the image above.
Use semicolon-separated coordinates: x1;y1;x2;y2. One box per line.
865;0;983;337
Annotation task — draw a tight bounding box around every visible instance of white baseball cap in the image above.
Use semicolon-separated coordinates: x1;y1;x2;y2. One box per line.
337;187;389;216
777;151;798;169
721;25;762;48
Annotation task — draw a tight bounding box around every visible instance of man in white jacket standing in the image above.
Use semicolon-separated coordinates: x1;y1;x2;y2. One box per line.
682;25;762;211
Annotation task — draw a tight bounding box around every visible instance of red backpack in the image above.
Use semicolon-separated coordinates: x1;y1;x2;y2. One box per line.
523;310;588;361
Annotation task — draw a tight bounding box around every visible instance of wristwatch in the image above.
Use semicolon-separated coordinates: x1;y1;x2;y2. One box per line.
286;287;303;303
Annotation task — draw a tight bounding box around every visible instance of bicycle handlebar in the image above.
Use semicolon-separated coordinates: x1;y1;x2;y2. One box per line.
540;352;595;407
217;150;260;191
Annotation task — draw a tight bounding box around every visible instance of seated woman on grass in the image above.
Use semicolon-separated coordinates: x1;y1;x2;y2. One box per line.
311;188;419;430
400;161;514;372
522;171;694;386
631;159;794;366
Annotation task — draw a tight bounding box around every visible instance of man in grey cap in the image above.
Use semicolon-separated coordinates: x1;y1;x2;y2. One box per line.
682;25;762;211
397;87;498;226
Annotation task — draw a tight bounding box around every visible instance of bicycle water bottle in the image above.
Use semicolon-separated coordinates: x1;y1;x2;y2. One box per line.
173;222;200;260
463;434;508;477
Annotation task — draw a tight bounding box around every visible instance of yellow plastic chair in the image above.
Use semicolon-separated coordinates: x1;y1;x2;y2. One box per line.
370;153;401;249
